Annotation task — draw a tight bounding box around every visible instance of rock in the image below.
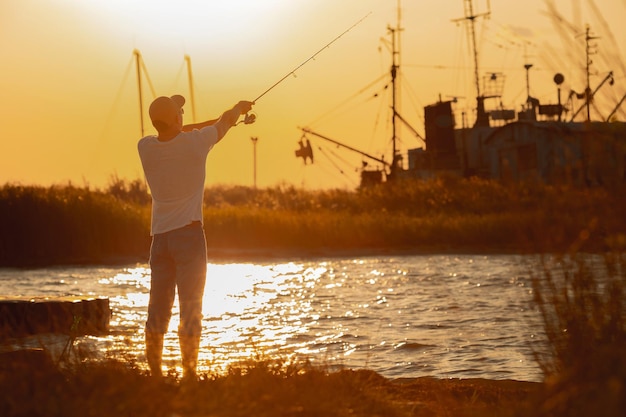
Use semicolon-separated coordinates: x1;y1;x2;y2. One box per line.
0;297;110;340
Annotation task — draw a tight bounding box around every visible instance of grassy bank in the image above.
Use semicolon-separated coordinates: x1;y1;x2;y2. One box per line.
2;177;626;266
0;183;150;266
0;354;541;417
1;180;625;416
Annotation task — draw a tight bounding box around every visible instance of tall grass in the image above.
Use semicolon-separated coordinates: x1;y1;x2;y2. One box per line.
0;183;150;266
0;354;409;417
201;178;626;255
531;252;626;417
2;177;626;266
0;352;539;417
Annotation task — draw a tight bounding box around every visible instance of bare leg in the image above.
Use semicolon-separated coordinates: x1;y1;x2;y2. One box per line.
145;332;164;378
180;334;200;380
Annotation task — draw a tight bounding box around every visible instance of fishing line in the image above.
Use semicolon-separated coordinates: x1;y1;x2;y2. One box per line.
252;12;372;104
237;12;371;126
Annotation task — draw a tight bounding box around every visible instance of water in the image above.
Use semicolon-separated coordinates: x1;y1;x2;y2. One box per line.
0;254;547;381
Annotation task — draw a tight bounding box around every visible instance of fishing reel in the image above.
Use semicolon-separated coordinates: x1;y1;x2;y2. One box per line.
243;112;256;124
236;112;257;126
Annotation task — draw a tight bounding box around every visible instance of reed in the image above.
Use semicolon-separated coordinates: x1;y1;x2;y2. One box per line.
201;178;626;255
531;252;626;417
1;177;626;266
0;183;150;266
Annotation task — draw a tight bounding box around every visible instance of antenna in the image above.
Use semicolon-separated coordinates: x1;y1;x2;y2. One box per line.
524;64;533;104
583;25;600;122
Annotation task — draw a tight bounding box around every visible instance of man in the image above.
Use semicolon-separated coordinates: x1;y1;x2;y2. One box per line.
138;94;254;379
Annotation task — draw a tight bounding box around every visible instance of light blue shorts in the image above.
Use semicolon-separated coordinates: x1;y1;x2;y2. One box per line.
145;222;207;336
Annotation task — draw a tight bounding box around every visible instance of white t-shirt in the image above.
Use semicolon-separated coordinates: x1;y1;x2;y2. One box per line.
138;127;218;235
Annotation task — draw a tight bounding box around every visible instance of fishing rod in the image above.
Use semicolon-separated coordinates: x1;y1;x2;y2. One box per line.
241;11;372;124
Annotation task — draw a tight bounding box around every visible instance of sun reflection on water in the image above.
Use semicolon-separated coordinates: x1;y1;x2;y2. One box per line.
56;255;547;381
193;262;326;372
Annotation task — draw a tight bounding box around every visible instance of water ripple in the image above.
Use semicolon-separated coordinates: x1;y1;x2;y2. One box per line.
0;254;551;381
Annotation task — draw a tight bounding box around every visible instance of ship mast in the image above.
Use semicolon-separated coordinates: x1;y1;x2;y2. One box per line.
133;49;156;137
389;0;403;178
454;0;491;127
389;25;399;175
184;55;197;123
133;50;145;137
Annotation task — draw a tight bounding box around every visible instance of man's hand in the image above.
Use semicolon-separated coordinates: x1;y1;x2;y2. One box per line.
214;100;256;141
237;101;254;115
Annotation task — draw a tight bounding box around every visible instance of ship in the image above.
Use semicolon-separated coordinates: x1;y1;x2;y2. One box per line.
296;0;626;188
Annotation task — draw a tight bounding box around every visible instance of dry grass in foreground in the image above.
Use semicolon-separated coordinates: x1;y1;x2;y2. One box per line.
530;252;626;417
0;353;540;417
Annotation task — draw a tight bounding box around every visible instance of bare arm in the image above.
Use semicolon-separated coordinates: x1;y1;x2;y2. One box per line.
181;118;219;132
213;101;254;142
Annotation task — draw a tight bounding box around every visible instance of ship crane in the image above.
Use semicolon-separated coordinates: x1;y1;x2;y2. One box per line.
294;6;404;187
298;128;390;168
298;127;391;185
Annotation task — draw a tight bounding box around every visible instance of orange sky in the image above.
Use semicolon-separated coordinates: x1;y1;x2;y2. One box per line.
1;0;625;190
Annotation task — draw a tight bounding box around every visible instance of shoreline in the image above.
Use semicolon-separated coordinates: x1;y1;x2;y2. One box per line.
1;245;559;269
1;353;545;417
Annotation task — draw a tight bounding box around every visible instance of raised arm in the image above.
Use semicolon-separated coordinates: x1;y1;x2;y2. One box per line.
213;101;254;142
180;101;254;140
181;118;219;132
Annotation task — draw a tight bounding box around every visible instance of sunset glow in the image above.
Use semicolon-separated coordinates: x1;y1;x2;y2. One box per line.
1;0;624;189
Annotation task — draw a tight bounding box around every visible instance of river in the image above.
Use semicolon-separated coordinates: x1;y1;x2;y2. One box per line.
0;254;548;382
